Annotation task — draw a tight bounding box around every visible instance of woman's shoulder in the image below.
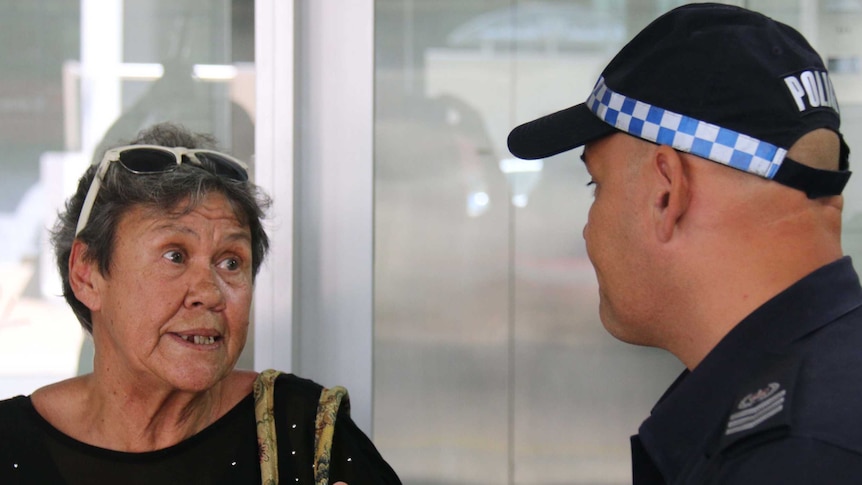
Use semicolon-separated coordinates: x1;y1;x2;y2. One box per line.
275;372;325;392
0;395;65;482
221;369;258;403
263;371;335;434
270;371;326;411
0;394;33;427
28;375;92;435
0;395;47;457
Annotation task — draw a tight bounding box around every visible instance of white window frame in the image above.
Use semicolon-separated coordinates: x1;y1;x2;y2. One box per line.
254;0;375;434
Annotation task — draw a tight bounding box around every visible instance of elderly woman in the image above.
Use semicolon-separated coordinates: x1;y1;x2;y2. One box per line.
0;123;400;484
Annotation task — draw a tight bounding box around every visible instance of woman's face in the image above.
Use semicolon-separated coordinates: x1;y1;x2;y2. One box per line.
87;191;254;393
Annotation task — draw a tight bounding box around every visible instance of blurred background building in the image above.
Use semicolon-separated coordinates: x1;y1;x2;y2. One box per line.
2;1;862;483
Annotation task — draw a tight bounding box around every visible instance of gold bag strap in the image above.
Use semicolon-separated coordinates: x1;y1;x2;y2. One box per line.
313;384;349;485
254;369;281;485
253;369;350;485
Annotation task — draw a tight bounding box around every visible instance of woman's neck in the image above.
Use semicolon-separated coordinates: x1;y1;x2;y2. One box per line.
30;370;256;452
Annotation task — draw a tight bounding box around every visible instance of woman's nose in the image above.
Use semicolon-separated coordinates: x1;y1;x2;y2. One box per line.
185;265;226;311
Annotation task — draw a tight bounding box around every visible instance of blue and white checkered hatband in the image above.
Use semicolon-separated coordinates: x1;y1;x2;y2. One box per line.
586;77;787;180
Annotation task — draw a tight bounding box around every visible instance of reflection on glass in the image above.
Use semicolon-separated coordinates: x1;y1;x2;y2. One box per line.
467;190;490;217
372;1;862;484
499;157;543;208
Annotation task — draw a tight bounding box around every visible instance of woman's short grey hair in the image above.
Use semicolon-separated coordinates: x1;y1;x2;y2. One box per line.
51;122;271;334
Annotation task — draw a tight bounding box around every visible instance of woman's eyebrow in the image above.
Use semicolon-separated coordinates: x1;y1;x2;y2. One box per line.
147;223;251;244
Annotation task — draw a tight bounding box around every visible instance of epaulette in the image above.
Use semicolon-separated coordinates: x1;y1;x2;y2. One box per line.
717;356;801;452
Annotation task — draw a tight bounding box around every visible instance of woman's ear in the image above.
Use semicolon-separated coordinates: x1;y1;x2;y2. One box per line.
68;239;103;312
652;146;690;243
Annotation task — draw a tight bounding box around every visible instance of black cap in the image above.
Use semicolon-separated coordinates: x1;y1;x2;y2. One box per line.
507;3;851;198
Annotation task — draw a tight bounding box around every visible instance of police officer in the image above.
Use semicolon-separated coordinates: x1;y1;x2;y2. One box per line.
508;3;862;483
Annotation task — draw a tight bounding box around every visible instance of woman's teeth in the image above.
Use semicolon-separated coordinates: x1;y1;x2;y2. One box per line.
180;335;216;345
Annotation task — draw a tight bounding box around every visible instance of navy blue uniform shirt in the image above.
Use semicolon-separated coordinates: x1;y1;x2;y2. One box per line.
632;257;862;484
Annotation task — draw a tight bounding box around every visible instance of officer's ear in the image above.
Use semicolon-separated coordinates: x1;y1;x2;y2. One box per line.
650;145;690;243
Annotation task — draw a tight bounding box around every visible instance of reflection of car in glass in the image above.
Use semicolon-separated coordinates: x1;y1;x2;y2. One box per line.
447;2;624;52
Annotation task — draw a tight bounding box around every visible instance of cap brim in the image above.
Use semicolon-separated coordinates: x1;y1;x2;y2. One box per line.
507;103;617;160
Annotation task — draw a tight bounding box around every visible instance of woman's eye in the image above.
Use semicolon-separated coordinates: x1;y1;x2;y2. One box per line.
163;250;185;264
586;180;597;195
219;257;241;271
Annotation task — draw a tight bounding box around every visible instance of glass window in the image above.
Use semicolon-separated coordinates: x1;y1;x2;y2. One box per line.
372;1;862;483
0;0;255;399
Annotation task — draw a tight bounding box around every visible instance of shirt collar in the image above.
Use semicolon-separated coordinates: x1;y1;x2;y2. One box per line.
635;257;862;483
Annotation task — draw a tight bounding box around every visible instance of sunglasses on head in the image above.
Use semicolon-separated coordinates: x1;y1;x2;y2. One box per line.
75;144;249;236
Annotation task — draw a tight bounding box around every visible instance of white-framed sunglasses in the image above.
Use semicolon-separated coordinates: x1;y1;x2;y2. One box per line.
75;145;249;236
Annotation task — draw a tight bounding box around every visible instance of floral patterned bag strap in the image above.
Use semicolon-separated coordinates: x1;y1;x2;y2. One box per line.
254;369;283;485
313;385;350;485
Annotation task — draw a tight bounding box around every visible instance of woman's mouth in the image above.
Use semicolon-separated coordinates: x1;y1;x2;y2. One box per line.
176;334;220;345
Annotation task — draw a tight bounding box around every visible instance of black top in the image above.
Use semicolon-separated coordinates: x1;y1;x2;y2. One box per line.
632;257;862;484
0;373;400;484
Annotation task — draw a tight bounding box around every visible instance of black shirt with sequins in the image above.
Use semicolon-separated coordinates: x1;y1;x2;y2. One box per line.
0;373;401;484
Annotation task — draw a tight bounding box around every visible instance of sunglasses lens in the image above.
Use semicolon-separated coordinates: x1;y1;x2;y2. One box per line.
114;146;248;181
118;148;178;173
195;153;249;181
